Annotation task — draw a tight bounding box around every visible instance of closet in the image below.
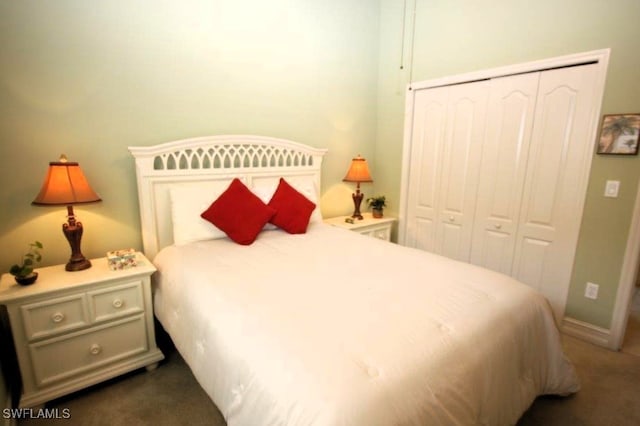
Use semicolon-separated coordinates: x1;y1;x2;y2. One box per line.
401;62;601;322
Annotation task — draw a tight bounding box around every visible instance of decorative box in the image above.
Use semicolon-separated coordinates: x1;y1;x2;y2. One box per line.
107;249;137;270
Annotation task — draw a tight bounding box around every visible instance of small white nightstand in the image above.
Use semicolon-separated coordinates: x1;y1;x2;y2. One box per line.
324;212;396;241
0;252;164;408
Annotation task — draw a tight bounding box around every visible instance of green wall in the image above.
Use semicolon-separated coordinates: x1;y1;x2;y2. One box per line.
0;0;380;271
375;0;640;328
0;1;379;405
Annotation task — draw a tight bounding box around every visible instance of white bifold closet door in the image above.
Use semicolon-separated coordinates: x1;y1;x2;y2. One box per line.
469;72;539;273
404;63;599;321
404;80;489;259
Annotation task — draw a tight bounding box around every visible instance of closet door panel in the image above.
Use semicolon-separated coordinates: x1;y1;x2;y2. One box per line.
413;219;435;252
405;86;448;250
513;63;599;321
516;238;549;288
470;73;539;274
476;231;513;273
435;81;489;261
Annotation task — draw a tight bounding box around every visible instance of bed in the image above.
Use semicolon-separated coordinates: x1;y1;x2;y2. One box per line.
129;135;579;426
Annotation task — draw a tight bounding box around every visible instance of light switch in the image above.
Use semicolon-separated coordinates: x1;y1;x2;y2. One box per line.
604;180;620;198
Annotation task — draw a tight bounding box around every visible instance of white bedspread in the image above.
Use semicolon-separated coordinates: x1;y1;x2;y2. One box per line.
153;223;579;426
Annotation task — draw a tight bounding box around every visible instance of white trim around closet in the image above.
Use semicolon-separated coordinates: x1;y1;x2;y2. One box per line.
406;48;610;92
609;179;640;350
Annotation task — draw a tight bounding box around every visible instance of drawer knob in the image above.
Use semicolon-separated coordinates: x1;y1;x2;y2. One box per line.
494;223;502;229
89;344;102;356
449;216;454;222
112;298;124;309
51;312;65;323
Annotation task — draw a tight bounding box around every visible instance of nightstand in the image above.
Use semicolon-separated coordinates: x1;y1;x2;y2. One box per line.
0;252;164;408
324;212;396;241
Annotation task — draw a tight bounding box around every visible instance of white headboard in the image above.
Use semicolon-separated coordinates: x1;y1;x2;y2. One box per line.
129;135;328;259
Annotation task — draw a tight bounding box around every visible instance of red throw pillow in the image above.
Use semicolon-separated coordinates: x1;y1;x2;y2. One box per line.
201;178;276;245
268;178;316;234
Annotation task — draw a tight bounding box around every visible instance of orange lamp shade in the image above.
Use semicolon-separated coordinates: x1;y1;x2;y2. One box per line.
32;157;101;205
342;155;373;183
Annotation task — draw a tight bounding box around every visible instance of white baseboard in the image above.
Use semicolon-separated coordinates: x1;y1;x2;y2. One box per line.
562;316;613;349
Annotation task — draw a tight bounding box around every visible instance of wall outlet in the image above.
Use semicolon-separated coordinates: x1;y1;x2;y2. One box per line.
604;180;620;198
585;282;599;300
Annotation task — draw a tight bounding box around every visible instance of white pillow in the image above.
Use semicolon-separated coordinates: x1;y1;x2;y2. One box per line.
251;185;279;230
169;181;234;245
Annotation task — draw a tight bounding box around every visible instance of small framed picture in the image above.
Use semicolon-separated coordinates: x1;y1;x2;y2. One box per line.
597;113;640;155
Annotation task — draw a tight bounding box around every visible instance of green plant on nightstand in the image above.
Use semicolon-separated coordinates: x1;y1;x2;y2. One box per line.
366;195;387;218
9;241;43;285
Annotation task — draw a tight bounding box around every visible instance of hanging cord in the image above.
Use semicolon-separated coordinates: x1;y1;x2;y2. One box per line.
400;0;407;70
408;0;417;90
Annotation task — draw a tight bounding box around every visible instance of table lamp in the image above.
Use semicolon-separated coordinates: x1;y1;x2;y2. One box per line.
32;155;102;271
343;155;373;220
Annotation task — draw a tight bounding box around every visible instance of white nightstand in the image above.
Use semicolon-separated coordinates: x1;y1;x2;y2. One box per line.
0;252;164;408
324;212;396;241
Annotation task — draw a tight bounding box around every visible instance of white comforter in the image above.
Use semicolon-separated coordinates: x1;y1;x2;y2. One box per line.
153;223;579;426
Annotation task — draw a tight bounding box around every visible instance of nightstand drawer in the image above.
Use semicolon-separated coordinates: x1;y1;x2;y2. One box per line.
324;213;396;242
88;281;144;322
21;294;90;341
372;228;391;241
361;227;391;241
29;315;148;387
